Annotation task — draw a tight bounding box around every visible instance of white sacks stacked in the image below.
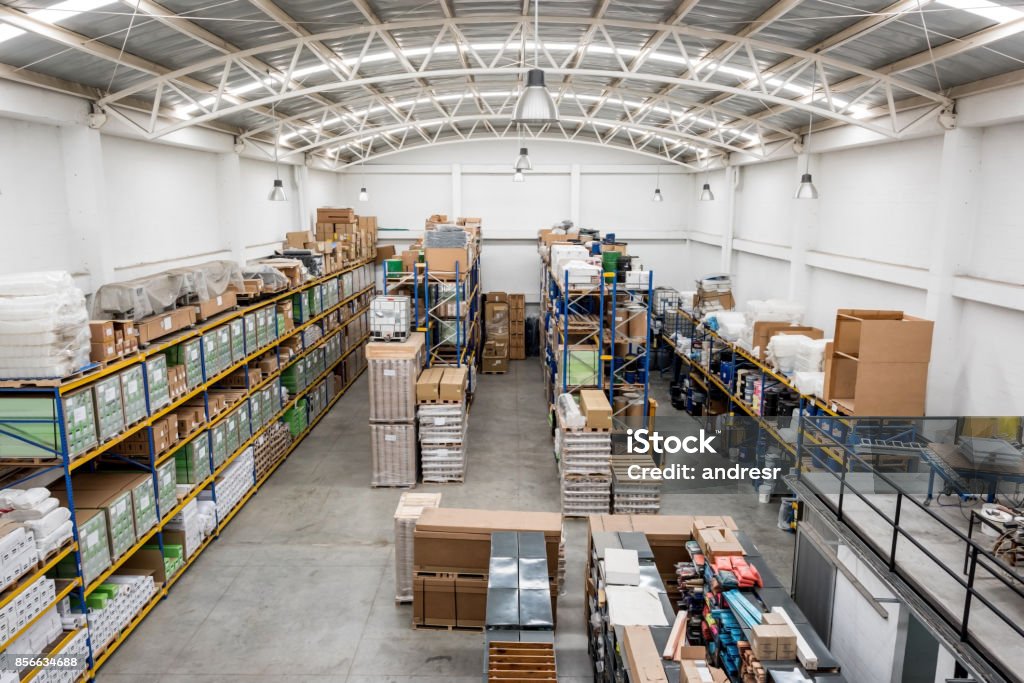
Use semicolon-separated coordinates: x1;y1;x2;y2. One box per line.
0;271;91;379
0;488;74;560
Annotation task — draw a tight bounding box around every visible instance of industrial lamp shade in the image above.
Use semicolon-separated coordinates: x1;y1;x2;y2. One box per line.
699;183;715;201
513;170;525;183
514;147;532;171
268;178;287;202
652;188;663;202
513;69;559;123
794;173;819;199
359;187;369;202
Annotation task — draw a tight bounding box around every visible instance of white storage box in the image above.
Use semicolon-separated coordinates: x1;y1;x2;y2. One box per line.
370;295;411;342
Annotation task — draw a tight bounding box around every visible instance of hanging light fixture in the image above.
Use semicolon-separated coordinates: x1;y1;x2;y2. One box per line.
268;98;287;201
514;125;532;171
513;0;558;123
794;68;820;200
358;159;369;202
699;154;715;201
513;170;525;183
652;166;663;202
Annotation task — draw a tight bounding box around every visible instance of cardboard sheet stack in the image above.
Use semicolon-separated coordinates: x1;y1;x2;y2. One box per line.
393;492;442;603
0;271;91;379
367;333;425;487
415;366;469;482
554;392;611;516
610;455;661;514
412;508;562;630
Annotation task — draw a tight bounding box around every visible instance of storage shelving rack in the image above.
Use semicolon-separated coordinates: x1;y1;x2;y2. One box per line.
540;257;654;431
382;255;482;394
0;257;375;681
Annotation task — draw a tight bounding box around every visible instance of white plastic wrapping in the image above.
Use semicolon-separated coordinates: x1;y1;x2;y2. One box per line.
92;260;244;321
0;271;91;378
745;299;806;324
705;311;749;342
792;371;825;398
795;337;831;372
556;393;586;430
766;334;814;373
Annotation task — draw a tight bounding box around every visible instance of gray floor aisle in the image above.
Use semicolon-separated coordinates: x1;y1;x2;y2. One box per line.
100;360;793;682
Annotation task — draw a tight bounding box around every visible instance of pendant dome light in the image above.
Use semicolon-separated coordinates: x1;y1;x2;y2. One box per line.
513;0;558;124
699;154;715;201
358;159;369;202
652;166;663;202
268;98;287;201
795;68;820;200
514;125;532;171
513;170;525;183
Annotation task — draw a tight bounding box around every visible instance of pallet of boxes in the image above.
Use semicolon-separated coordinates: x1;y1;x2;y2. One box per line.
508;294;526;360
416;366;470;482
483;293;509;374
412;507;563;631
366;332;425;488
554;391;612;516
309;207;378;272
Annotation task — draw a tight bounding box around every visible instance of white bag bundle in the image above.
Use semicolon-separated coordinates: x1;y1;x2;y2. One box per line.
22;507;71;538
793;371;825;397
746;299;805;324
795;337;831;372
706;311;749;342
557;393;586;430
767;334;813;373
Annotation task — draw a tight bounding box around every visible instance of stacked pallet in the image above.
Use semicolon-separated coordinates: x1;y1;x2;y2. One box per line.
486;640;556;682
555;391;611;516
393;492;442;603
367;333;425;488
415;366;469;483
610;455;661;514
252;421;292;483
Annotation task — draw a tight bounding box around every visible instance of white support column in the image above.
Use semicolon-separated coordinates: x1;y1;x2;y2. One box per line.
451;162;462;218
925;127;982;414
216;152;246;264
570;163;581;226
59;124;114;290
294;163;310;229
720;164;738;272
788;153;818;300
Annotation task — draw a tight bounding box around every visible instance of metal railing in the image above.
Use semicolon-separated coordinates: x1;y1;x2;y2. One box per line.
797;416;1024;682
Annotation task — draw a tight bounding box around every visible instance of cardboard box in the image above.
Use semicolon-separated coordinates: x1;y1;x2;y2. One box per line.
579;390;612;430
486;292;508;304
454;576;487;627
422;576;456;626
749;624;797;661
623;626;669;683
196;290;237;321
416;367;444;403
751;322;824;360
285;231;313;249
137;307;197;345
90;321;114;343
694;525;744;560
833;309;933;363
375;245;396;265
425;247;469;276
481;356;508;373
439;367;467;402
680;657;728;683
91;341;118;362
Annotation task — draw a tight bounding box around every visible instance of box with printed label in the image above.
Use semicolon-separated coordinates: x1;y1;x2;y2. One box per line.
145;355;171;410
91;376;125;442
174;434;211;484
62;487;134;561
75;509;112;586
155;459;177;520
118;365;147;427
210;422;228;468
229;318;246;363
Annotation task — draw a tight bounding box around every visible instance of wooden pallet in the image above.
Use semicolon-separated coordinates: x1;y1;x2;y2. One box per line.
412;622;483;632
416;399;465;406
370;482;417;489
0;362;103;389
487;641;557;682
0;457;62;467
412;568;486;579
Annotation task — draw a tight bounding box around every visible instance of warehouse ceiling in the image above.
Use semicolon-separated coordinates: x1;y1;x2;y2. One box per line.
0;0;1022;167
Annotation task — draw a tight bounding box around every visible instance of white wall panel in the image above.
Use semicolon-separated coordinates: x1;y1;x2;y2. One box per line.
731;252;789;306
351;171;451;229
968;121;1024;285
735;158;793;246
0;118;74;276
690;168;729;237
579;172;689;233
103;136;226;279
954;301;1024;414
804;267;927;337
689;241;723;283
304;168;340;223
462;172;572;235
815;137;941;269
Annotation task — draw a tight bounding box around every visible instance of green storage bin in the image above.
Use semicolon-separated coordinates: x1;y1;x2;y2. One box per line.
560;345;600;386
146;355;170;410
92;376;125;442
229;318;246;363
156;458;177;519
119;365;147;426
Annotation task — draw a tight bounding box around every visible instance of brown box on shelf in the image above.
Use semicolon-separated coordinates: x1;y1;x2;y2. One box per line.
439;367;467;402
486;292;508;304
137;307;197;345
90;341;118;363
751;322;824;360
622;626;669;683
285;231;313;249
579;389;612;430
481;356;508;373
425;247;470;277
317;207;356;223
113;320;137;352
694;525;744;560
833;309;933;362
195;290;237;321
89;321;114;343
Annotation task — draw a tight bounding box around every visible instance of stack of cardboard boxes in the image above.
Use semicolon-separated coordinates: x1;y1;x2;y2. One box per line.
508;294;526;360
367;333;425;488
556;390;612;516
88;320;139;363
310;207;377;271
483;293;509;374
412;508;562;630
415;366;470;482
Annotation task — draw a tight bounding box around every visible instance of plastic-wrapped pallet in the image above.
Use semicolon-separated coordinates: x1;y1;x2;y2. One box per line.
610;456;661;514
0;575;55;643
766;334;814;373
795;337;831;372
560;472;611;516
393;492;442;602
7;606;62;670
164;499;205;559
0;271;91;379
370;423;417;487
366;333;425;423
78;573;156;655
792;371;825;398
745;299;805;324
418;403;467;483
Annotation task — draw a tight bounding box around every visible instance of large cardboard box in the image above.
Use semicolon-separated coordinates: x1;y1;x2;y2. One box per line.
196;290;237;321
137;307;197;345
416;367;444;403
439;367;468;402
481;356;508;373
579;390;612;430
414;508;561;575
751;322;824;360
455;576;487;627
425;247;470;276
680;656;728;683
622;626;669;683
694;525;744;560
285;231;313;249
833;309;933;362
419;576;456;626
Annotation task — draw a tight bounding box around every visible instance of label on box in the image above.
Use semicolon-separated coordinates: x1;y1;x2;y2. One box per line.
214;433;223;444
384;435;397;442
162;317;172;331
383;369;396;377
87;531;100;547
113;500;126;516
216;296;223;306
73;407;87;423
105;387;116;402
154;369;164;382
437;448;449;457
434;417;446;426
126;380;138;395
189;348;199;361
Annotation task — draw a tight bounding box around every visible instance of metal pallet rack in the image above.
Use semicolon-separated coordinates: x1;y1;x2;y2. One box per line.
540;260;654;430
383;255;482;394
0;257;376;681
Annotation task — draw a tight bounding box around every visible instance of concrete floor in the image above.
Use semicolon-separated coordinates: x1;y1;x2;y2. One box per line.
100;361;795;682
